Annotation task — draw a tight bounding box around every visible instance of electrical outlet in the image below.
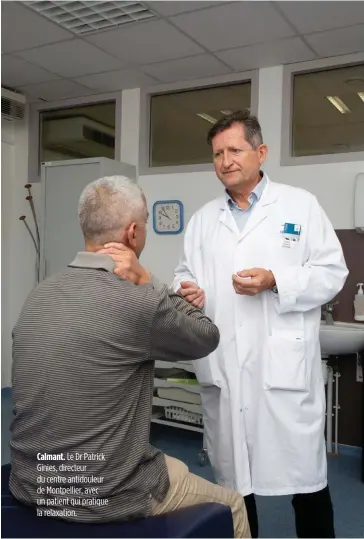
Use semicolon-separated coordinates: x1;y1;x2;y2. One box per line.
357;356;363;383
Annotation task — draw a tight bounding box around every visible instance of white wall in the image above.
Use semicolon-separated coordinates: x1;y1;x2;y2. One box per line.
120;88;140;175
1;112;40;387
139;171;223;284
135;65;364;284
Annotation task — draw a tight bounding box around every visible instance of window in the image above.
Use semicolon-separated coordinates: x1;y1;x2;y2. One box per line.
149;82;251;167
292;63;364;157
40;101;116;164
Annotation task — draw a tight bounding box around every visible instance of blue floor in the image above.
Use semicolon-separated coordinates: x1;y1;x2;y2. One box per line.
2;388;363;537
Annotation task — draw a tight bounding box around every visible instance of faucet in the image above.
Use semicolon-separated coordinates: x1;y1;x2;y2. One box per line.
322;302;338;325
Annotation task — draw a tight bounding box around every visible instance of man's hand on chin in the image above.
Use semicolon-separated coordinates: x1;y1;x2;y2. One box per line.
97;243;151;285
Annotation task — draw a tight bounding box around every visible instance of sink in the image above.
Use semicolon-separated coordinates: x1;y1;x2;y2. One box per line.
320;321;364;356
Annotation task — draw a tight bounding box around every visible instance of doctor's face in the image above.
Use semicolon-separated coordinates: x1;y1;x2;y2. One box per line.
211;123;267;190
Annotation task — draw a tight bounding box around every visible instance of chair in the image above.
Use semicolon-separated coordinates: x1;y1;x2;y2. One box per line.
1;464;233;538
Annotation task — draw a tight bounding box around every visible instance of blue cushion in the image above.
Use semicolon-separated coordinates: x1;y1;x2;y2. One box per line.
1;464;233;538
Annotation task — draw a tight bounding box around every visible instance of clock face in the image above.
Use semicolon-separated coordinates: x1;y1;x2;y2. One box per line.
153;200;183;234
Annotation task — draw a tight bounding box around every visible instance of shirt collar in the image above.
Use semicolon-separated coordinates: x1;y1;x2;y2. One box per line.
68;252;116;272
226;172;267;207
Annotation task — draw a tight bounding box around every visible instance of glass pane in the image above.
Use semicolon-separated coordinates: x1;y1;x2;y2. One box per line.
292;64;364;157
40;101;116;164
150;82;251;167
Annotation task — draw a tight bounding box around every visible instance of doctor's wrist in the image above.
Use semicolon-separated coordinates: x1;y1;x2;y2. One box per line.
268;270;278;293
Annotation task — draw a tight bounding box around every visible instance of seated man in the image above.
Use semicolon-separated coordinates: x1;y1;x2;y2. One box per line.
10;175;250;538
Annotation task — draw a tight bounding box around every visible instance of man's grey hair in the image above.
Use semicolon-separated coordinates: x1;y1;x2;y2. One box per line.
78;175;146;244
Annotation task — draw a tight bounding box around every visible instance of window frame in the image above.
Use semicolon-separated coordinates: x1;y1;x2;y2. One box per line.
28;91;122;183
139;70;259;175
281;52;364;167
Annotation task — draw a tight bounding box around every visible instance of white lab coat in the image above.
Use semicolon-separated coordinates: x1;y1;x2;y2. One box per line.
172;177;348;496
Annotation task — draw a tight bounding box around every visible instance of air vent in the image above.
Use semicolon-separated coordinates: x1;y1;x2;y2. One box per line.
83;126;115;148
1;88;26;121
42;116;115;158
23;1;156;35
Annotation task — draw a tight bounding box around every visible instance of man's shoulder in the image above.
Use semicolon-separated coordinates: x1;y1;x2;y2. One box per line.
31;268;163;308
270;180;316;205
190;197;223;223
26;268;71;296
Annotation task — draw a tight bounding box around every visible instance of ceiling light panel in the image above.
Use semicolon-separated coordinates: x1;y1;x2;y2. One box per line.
326;96;351;114
197;113;217;124
23;1;156;35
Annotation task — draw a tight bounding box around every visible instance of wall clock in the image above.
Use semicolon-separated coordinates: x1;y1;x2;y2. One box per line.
153;200;184;235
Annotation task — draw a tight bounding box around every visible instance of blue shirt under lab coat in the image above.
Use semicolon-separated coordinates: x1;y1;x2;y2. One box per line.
226;173;267;232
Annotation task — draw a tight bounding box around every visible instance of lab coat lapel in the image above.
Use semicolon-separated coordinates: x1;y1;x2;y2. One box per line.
238;179;277;242
218;198;240;235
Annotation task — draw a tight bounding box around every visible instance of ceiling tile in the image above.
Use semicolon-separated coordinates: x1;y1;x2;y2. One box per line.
305;25;364;57
277;1;364;34
1;2;73;53
171;2;296;52
85;19;203;64
1;55;60;87
15;40;126;78
146;1;221;17
17;80;93;101
143;53;232;82
74;69;157;92
215;37;316;72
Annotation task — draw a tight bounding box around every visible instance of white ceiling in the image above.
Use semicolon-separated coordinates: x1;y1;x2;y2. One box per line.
1;1;364;102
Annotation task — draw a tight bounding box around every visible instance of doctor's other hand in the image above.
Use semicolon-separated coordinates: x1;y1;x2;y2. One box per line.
178;281;205;309
97;243;151;285
232;268;276;296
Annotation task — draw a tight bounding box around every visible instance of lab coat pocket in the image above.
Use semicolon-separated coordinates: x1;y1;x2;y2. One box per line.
265;333;308;391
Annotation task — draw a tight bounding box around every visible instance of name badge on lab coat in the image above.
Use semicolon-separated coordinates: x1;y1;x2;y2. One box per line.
280;222;301;248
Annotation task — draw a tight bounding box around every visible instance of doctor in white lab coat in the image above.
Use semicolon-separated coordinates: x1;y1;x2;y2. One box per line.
172;111;348;538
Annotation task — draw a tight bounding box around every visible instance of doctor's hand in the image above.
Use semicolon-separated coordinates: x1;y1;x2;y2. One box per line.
232;268;276;296
178;281;205;309
97;243;151;285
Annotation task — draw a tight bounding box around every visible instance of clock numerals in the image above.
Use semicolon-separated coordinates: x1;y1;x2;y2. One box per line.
154;201;183;234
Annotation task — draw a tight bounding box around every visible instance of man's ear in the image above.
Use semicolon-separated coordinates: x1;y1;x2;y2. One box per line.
258;144;268;166
126;223;137;248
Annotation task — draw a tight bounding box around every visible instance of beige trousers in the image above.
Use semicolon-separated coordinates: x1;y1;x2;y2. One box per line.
151;455;251;538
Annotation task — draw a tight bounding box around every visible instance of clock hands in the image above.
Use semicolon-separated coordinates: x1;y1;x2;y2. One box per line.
161;209;171;220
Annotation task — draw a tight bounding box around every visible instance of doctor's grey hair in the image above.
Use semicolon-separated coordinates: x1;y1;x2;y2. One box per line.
207;110;263;149
78;175;146;244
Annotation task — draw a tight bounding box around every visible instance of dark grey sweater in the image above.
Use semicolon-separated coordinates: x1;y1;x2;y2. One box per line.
10;252;219;522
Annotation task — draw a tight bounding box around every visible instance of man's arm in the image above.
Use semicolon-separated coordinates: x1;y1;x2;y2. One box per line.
171;215;205;308
172;215;199;292
149;279;219;362
271;196;348;314
96;241;214;356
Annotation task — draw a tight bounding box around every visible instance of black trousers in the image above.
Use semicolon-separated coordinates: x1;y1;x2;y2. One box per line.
244;486;335;538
